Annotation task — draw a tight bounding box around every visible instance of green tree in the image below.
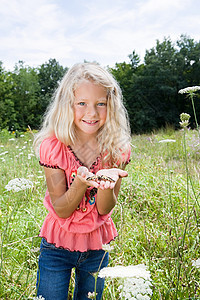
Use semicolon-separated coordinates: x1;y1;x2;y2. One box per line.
11;61;41;130
176;34;200;85
0;62;17;130
109;61;133;102
111;37;199;133
176;35;200;124
109;53;142;132
37;58;67;117
135;37;179;131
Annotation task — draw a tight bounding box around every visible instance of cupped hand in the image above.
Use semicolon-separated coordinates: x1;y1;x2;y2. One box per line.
96;168;128;190
77;166;99;188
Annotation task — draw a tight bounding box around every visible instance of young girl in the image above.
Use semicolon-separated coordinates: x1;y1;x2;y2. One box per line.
34;63;131;300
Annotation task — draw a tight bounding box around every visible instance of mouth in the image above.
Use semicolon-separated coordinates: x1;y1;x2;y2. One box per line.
82;120;99;125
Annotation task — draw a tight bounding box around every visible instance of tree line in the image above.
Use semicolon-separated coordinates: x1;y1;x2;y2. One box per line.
0;35;200;134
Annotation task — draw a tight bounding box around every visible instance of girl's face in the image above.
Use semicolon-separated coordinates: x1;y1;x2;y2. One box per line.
73;80;107;138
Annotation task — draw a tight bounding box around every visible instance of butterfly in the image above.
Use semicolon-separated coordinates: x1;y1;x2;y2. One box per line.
86;175;115;182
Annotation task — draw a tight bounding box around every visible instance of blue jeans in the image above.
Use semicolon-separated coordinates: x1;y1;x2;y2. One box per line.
36;238;109;300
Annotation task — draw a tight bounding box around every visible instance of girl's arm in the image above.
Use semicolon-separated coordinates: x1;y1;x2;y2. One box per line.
95;169;128;215
43;167;98;219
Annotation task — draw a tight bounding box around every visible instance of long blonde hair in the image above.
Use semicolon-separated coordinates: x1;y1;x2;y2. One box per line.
34;63;131;167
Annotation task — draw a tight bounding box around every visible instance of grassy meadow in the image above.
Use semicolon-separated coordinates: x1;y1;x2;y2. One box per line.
0;127;200;299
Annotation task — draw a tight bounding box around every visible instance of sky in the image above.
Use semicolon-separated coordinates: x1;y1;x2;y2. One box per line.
0;0;200;71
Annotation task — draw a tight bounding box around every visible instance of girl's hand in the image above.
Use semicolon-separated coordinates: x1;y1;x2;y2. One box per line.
96;168;128;190
77;166;100;188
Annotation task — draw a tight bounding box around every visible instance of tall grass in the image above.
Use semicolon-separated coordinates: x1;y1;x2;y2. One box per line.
0;126;199;299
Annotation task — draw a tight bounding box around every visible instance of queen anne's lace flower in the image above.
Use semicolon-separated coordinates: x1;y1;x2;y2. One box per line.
87;291;98;299
99;264;152;300
179;113;191;128
102;244;114;252
31;247;40;253
33;296;45;300
99;264;151;280
158;139;176;143
192;258;200;269
178;86;200;94
0;151;8;156
5;178;33;192
118;277;152;299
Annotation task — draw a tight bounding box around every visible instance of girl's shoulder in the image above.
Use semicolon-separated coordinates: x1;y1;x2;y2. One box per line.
40;135;62;150
39;136;68;170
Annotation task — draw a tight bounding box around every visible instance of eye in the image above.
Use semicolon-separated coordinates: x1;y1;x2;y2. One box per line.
97;102;107;107
77;102;86;106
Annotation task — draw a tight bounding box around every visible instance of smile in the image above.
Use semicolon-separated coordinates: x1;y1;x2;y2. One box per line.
82;120;98;124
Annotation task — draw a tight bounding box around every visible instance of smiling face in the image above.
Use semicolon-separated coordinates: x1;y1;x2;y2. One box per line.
73;80;108;139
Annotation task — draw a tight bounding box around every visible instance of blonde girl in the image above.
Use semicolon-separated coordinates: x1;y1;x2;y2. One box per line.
34;62;131;300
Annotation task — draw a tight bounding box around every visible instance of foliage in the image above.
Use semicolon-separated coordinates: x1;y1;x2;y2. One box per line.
11;61;41;130
37;58;67;119
110;35;200;133
0;62;17;130
0;59;67;132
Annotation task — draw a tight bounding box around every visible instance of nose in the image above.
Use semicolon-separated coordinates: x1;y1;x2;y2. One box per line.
86;104;97;117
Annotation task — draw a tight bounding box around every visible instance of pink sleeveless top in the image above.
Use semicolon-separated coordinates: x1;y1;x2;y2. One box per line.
39;136;131;252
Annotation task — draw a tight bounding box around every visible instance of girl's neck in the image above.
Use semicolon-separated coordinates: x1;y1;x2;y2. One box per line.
73;130;98;147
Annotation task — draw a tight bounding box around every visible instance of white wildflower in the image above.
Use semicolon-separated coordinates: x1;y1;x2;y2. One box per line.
180;121;190;128
99;264;151;280
192;258;200;269
180;113;191;128
5;178;33;192
99;265;152;300
136;294;151;300
0;151;8;156
31;247;40;253
118;277;152;300
102;244;114;252
87;291;98;299
33;296;45;300
28;153;35;159
178;86;200;94
158;139;176;143
9;138;15;141
180;113;191;122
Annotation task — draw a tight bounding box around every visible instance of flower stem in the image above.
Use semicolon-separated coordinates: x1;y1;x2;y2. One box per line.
175;128;190;299
93;251;107;300
190;93;200;138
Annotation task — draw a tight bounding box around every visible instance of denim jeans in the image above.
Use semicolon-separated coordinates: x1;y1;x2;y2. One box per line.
36;238;109;300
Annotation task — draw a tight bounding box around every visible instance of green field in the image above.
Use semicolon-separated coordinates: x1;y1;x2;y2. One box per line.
0;127;200;299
